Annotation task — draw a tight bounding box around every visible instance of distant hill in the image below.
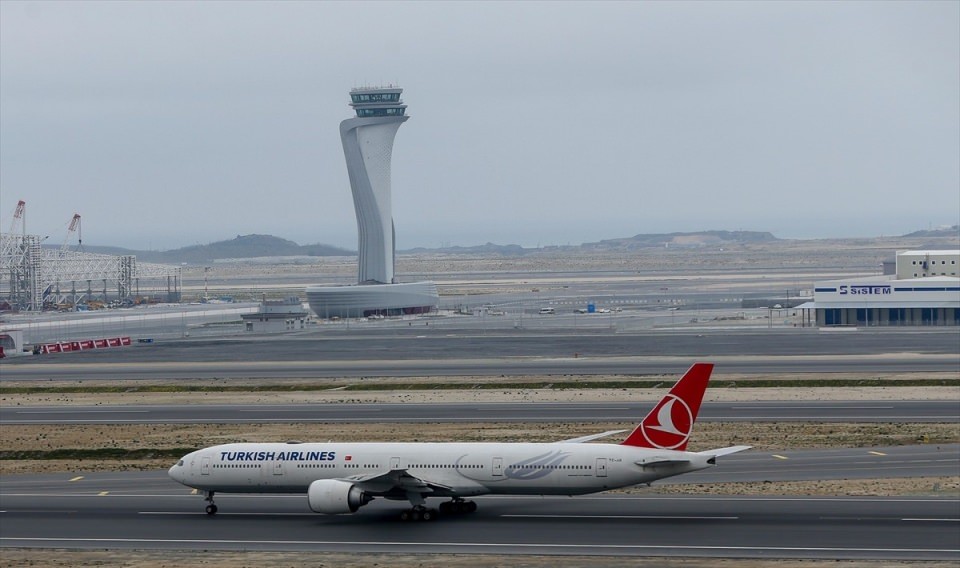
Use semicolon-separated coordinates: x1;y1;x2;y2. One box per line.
65;234;353;264
582;230;779;251
902;225;959;238
60;226;956;264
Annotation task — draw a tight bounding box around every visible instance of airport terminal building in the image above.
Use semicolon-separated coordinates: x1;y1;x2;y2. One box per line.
799;250;960;327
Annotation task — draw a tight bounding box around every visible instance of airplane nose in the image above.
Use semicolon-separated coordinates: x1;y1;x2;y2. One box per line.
168;460;186;484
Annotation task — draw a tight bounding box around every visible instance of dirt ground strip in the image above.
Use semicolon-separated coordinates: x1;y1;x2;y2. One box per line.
0;551;958;568
2;372;959;407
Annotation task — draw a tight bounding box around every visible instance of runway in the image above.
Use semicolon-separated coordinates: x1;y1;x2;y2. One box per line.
2;354;958;381
3;328;957;382
4;400;958;424
1;450;958;560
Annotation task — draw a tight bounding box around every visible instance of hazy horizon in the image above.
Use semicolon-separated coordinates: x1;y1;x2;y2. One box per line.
2;1;958;251
58;222;960;254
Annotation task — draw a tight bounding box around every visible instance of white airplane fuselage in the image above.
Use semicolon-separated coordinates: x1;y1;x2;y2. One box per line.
168;363;749;519
170;441;714;497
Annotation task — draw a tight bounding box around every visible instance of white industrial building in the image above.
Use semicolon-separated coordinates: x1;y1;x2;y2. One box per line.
241;297;310;333
798;250;960;327
895;250;959;279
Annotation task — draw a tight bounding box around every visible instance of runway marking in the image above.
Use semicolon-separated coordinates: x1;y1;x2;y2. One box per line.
771;455;789;460
98;491;109;496
730;406;895;410
869;451;887;456
239;409;377;413
68;476;84;482
2;537;958;555
503;514;738;520
139;511;316;516
15;410;150;414
902;518;960;522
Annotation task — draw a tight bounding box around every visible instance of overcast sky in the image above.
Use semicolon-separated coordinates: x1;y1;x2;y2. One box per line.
1;1;957;251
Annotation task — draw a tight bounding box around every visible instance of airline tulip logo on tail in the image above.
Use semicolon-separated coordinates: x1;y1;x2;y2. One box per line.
640;394;694;449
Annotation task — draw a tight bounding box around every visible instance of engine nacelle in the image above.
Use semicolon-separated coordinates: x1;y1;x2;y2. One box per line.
307;479;372;514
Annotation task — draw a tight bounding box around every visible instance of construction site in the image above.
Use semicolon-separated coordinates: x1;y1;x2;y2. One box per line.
0;200;182;312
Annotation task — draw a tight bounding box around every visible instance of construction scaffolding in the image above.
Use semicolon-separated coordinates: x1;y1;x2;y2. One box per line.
1;231;181;311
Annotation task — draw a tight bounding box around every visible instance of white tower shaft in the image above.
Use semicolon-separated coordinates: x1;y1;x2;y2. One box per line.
339;87;408;285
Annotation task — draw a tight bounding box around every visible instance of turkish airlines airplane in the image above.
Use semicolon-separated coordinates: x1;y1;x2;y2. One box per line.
169;362;749;521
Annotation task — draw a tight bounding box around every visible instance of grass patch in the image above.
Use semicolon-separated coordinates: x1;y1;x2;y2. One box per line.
0;448;197;460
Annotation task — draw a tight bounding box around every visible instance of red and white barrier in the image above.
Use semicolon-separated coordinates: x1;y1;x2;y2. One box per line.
38;337;132;355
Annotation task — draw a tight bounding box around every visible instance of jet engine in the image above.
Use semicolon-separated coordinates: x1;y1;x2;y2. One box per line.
307;479;372;514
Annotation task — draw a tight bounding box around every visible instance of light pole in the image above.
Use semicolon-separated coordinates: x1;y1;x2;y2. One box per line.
203;267;211;302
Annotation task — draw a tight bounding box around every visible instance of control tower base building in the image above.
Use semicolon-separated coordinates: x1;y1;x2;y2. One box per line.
307;86;438;319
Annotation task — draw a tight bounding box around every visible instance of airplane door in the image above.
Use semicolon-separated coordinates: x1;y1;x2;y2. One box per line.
201;457;211;476
390;457;401;470
492;457;503;477
273;461;283;476
595;458;607;478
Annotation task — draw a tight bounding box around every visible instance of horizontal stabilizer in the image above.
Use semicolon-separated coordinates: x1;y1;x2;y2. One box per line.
698;445;752;457
558;430;628;444
634;456;691;467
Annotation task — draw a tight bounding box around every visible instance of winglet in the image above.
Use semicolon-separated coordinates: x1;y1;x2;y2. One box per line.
620;363;713;451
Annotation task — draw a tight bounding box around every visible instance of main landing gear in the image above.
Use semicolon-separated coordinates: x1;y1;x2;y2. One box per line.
399;506;436;522
438;498;477;515
204;491;218;515
398;499;477;522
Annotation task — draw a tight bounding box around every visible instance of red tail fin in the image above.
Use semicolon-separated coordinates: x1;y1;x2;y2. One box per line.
620;363;713;451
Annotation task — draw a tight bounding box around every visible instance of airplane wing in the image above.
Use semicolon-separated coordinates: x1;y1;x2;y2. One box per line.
557;429;628;444
343;468;486;497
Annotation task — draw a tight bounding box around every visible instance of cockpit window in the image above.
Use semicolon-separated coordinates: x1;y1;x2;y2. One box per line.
177;460;184;467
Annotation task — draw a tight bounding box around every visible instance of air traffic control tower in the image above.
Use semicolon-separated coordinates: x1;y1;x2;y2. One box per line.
306;86;438;318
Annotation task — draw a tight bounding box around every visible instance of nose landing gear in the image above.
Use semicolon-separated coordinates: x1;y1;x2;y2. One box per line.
204;491;218;515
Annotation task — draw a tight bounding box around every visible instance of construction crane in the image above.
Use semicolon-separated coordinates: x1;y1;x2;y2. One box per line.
7;200;25;235
0;200;26;261
61;213;81;254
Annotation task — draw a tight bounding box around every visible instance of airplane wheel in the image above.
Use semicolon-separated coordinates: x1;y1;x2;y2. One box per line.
400;510;412;522
421;509;435;522
411;508;423;522
466;501;477;513
439;502;451;514
205;504;218;515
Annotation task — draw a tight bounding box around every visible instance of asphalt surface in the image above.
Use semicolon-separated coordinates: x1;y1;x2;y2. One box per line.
2;328;957;380
2;354;958;381
4;400;958;425
4;328;959;362
2;446;958;560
